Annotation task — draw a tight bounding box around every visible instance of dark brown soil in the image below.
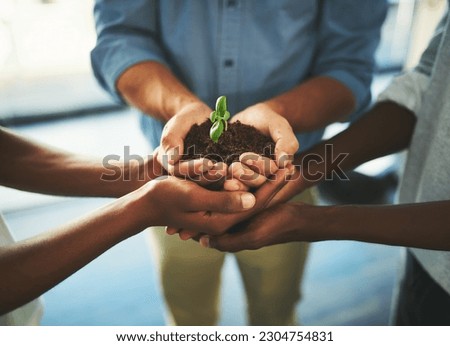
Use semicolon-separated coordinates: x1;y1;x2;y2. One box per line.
183;120;275;166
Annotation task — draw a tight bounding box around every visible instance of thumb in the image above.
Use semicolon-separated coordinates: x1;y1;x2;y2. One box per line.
190;190;256;213
200;231;255;252
161;126;184;165
270;121;299;168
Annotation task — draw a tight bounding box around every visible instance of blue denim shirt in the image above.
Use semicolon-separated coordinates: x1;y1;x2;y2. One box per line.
91;0;387;151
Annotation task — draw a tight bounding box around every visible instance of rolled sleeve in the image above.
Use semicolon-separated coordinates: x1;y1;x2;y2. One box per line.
312;0;388;119
91;0;168;104
377;71;429;115
321;69;372;115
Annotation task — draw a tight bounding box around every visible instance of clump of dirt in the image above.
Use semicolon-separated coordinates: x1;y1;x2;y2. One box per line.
183;120;275;166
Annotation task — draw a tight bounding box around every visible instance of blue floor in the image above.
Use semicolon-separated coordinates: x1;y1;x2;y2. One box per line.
1;108;402;326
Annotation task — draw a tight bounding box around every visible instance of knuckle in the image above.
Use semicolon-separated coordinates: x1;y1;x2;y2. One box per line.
161;133;174;148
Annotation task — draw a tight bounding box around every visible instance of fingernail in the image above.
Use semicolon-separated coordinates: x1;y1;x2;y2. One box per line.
179;233;192;241
166;227;177;235
278;151;290;167
287;163;296;176
241;193;256;209
225;180;240;191
235;167;245;178
200;236;210;248
200;160;214;172
212;162;222;171
166;148;179;164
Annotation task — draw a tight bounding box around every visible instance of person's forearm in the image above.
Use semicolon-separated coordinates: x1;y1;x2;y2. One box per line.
0;191;148;314
0;127;158;197
296;101;416;187
296;201;450;250
116;61;204;121
264;76;356;132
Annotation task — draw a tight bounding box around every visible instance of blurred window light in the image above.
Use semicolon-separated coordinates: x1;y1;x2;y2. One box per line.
0;0;95;79
0;0;117;125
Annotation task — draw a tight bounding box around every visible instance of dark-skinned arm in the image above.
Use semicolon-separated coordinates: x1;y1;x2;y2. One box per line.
204;198;450;252
267;101;417;203
0;175;260;314
0;127;162;198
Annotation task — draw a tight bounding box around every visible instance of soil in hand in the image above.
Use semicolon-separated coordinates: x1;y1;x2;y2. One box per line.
183;120;275;166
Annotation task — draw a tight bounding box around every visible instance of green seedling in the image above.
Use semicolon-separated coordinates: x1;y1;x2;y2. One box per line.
210;95;230;143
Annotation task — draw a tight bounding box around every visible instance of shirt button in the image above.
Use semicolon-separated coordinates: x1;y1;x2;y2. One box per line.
224;59;234;67
227;0;237;7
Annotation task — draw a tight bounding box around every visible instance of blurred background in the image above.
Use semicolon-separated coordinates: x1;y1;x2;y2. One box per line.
0;0;447;325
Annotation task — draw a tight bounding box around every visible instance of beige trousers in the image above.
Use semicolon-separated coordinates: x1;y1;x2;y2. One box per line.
148;188;315;326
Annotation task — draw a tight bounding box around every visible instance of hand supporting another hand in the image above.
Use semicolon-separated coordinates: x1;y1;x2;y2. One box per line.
156;100;300;240
165;168;291;240
133;175;258;234
200;202;320;252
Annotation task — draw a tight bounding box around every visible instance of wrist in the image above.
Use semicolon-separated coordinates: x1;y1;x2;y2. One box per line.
117;61;206;121
101;187;154;240
175;100;211;118
262;99;286;118
99;160;146;197
127;181;160;229
289;203;336;242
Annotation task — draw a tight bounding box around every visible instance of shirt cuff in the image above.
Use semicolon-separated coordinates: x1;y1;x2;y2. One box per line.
321;70;371;113
377;70;429;115
321;69;373;122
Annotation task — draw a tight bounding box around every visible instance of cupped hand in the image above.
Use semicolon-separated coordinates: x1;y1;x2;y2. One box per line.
156;102;230;185
135;175;259;235
165;168;291;239
200;202;306;252
158;102;212;173
231;103;299;168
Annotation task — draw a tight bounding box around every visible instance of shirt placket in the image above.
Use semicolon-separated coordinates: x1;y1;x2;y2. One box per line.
217;0;241;111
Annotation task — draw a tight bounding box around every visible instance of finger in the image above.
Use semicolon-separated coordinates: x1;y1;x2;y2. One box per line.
188;190;256;213
160;119;192;164
223;178;250;191
194;162;228;186
166;226;180;235
178;229;200;241
252;168;290;209
173;212;230;235
150;147;168;177
161;134;184;166
206;168;291;231
269;121;299;168
200;233;251;252
285;162;295;175
228;162;267;188
266;167;302;207
168;158;214;177
239;152;278;176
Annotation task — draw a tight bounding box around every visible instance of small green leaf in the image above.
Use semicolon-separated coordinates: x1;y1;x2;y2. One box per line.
223;111;230;121
210;120;224;143
215;96;227;115
210;111;218;123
